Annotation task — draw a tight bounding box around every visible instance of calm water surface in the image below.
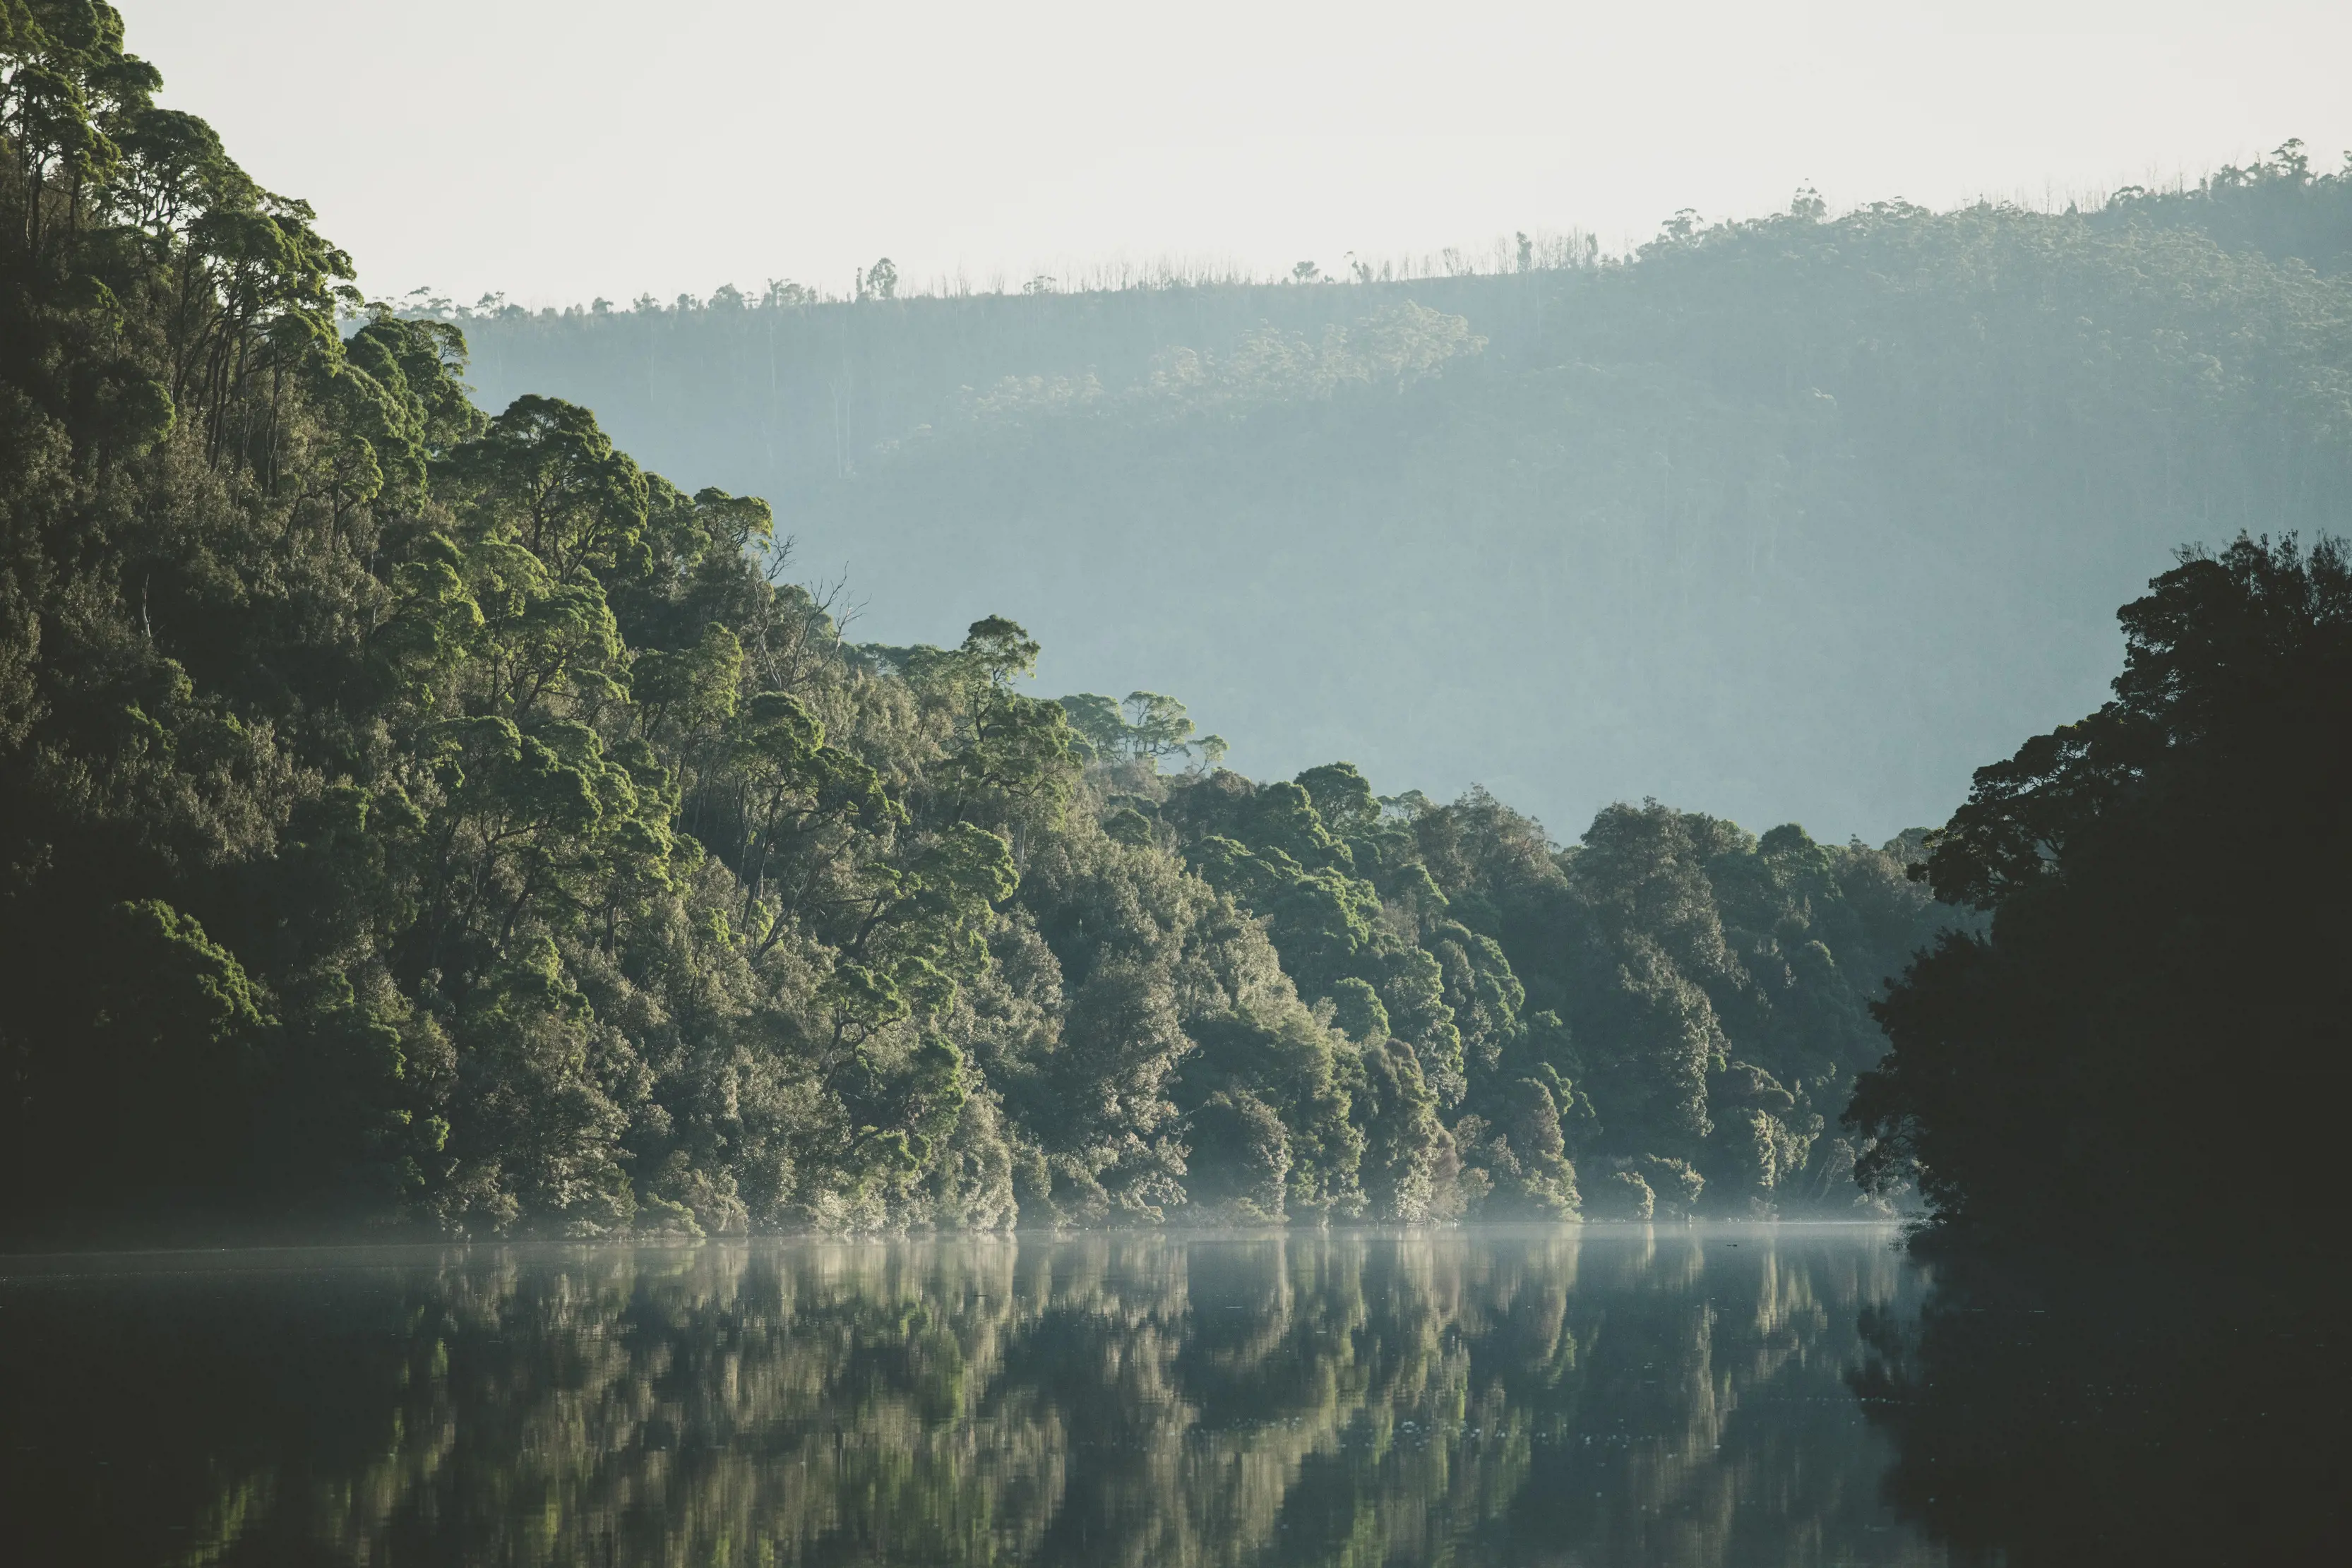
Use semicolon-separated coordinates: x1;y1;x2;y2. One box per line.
1;1225;2332;1566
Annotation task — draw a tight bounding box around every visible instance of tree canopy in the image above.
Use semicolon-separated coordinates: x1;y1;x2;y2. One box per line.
0;4;2021;1242
1846;534;2352;1255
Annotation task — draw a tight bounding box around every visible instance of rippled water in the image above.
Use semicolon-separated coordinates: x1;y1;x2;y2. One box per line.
1;1225;1975;1567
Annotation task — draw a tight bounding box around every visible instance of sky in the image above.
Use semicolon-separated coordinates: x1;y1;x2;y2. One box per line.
119;0;2352;309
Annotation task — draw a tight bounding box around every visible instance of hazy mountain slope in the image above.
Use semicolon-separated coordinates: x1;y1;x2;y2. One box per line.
454;182;2352;841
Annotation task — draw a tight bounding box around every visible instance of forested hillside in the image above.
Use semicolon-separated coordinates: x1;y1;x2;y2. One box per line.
445;150;2352;839
0;4;1959;1240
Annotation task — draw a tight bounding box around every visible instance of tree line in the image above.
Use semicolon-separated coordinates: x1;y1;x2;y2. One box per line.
444;140;2352;846
1847;532;2352;1256
13;6;2334;1251
0;4;1962;1240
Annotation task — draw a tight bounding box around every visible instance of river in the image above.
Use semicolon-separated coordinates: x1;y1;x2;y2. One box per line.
1;1224;2334;1564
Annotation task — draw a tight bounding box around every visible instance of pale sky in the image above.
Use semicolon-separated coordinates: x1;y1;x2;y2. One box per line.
122;1;2352;305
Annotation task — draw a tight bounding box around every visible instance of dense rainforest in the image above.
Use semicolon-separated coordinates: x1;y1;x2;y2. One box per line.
9;6;2341;1250
439;145;2352;840
0;4;1957;1241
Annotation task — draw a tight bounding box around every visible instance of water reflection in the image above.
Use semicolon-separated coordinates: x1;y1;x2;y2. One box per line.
1;1229;1945;1566
1854;1255;2348;1567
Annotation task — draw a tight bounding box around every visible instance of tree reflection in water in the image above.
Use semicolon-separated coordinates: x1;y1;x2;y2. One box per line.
1855;1256;2348;1567
2;1229;1951;1567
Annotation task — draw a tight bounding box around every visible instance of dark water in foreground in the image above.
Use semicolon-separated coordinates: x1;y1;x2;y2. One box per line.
0;1226;2338;1566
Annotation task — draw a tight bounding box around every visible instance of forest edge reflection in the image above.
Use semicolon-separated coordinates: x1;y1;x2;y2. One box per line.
5;1226;2334;1567
1852;1247;2348;1566
3;1225;1938;1567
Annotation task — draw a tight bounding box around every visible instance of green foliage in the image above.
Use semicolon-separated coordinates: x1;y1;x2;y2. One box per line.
1182;1090;1291;1223
1055;688;1223;768
1846;534;2352;1255
2094;138;2352;274
0;6;1963;1239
